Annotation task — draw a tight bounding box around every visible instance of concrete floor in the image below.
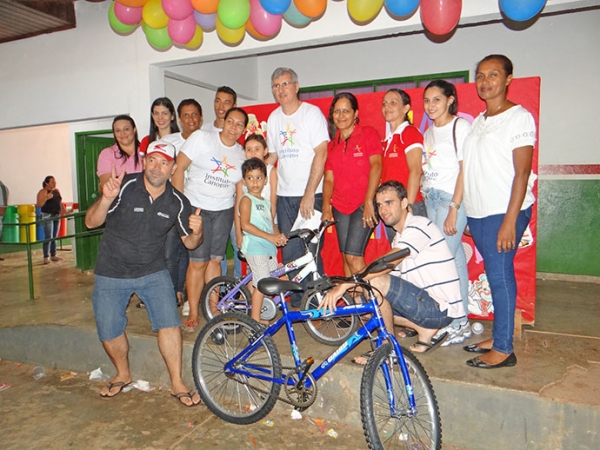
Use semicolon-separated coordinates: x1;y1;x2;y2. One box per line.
0;247;599;449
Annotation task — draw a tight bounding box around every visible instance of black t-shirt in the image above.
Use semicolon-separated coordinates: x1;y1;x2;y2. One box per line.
94;173;193;279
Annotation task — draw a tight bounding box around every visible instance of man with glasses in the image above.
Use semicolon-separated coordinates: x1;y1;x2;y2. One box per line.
266;67;329;307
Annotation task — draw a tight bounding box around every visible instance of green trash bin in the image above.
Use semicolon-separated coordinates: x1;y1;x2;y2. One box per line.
1;205;19;243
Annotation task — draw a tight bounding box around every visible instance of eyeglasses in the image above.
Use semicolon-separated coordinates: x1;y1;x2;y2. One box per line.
272;80;296;90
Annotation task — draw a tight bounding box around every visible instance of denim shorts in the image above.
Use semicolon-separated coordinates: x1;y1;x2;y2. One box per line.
189;207;234;262
92;270;180;341
333;205;372;256
386;275;453;330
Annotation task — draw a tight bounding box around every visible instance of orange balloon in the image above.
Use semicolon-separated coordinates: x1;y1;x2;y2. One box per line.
294;0;327;18
246;19;269;41
191;0;220;15
116;0;148;7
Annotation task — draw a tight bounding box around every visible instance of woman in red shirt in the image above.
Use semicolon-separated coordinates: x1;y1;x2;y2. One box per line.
322;93;382;276
381;89;426;217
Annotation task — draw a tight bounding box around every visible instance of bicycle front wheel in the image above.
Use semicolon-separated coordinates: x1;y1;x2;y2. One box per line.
361;343;441;449
192;312;282;425
301;290;359;346
200;276;252;322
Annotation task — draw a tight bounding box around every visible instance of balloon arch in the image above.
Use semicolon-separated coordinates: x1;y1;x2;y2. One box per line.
106;0;548;50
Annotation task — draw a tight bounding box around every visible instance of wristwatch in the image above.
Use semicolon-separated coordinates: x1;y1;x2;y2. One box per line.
449;201;461;210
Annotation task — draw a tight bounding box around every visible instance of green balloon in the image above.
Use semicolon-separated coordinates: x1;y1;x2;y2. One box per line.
218;0;250;30
108;2;137;34
143;23;172;49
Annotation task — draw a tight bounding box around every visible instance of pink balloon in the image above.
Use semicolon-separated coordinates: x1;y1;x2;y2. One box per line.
420;0;462;36
168;15;197;44
250;0;282;36
114;2;143;25
162;0;194;20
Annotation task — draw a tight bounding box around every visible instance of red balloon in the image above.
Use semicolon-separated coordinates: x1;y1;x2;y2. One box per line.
420;0;462;36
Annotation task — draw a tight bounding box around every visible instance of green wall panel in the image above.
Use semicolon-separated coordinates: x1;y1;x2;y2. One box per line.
537;179;600;276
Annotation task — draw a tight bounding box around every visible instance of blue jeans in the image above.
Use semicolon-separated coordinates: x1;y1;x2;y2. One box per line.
276;194;323;307
467;206;532;354
92;270;180;341
422;187;468;325
41;213;60;258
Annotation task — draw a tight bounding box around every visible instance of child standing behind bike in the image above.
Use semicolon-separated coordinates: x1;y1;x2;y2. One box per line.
239;158;287;323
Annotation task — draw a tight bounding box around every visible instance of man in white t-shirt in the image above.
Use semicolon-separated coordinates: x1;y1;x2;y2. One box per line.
201;86;237;133
266;67;329;307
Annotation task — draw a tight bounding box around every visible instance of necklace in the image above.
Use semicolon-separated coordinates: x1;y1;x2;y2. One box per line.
486;100;508;118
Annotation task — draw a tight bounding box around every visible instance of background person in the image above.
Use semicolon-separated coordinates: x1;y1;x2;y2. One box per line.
266;67;329;307
322;92;382;276
422;80;472;345
140;97;180;153
36;176;65;264
461;54;537;369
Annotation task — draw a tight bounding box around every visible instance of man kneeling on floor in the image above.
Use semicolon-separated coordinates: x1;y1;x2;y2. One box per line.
320;180;465;363
85;141;203;406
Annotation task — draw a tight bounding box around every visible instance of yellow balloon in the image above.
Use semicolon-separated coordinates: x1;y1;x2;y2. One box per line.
185;25;204;49
142;0;168;29
347;0;384;23
216;16;245;45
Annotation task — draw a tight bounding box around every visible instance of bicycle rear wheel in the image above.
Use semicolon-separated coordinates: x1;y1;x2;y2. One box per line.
301;290;359;346
192;312;282;425
361;343;441;449
200;276;252;322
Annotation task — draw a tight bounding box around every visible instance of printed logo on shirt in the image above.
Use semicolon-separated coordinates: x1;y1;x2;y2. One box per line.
210;156;237;177
423;145;437;170
134;207;144;213
383;140;399;158
157;212;170;219
255;204;266;212
278;123;300;160
353;144;363;158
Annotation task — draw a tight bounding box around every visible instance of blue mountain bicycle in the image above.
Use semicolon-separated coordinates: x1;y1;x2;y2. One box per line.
192;248;441;449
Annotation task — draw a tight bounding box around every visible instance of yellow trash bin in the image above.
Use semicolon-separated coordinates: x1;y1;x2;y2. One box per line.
18;204;36;243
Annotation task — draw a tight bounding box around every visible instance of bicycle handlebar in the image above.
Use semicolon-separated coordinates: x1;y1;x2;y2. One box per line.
287;220;335;242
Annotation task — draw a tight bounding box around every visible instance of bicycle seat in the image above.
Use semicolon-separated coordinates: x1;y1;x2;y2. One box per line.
257;278;304;296
237;250;247;262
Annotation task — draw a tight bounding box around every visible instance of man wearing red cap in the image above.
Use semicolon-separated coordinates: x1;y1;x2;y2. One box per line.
85;141;204;407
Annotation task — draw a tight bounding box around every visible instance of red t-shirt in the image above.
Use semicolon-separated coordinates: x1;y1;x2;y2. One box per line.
325;125;382;214
380;123;424;203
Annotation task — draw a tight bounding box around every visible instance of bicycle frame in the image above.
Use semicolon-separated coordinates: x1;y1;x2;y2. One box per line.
223;294;418;412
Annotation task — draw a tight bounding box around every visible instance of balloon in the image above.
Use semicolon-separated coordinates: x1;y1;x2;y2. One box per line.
283;0;311;26
500;0;546;22
250;0;282;36
109;2;138;33
294;0;327;18
143;22;172;48
384;0;419;17
194;10;217;29
216;16;246;45
191;0;219;14
259;0;291;15
143;0;169;29
168;15;197;44
114;2;143;25
420;0;462;36
185;25;204;48
116;0;148;7
246;19;269;40
218;0;251;30
162;0;194;20
348;0;384;23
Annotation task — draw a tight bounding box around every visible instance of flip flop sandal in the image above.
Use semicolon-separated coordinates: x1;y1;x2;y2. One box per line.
396;326;418;338
171;391;201;407
410;332;448;354
100;381;132;398
181;319;199;333
352;351;375;366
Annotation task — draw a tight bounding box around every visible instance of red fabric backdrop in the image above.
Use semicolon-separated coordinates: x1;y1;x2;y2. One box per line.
244;77;540;323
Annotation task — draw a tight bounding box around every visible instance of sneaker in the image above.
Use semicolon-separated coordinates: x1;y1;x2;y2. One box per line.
182;301;190;317
435;322;471;347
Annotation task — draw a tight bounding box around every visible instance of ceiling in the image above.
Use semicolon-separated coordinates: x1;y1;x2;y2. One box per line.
0;0;77;45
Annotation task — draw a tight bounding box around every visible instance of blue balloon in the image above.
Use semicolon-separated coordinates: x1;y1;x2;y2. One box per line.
500;0;546;22
259;0;291;15
384;0;419;17
283;1;311;27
